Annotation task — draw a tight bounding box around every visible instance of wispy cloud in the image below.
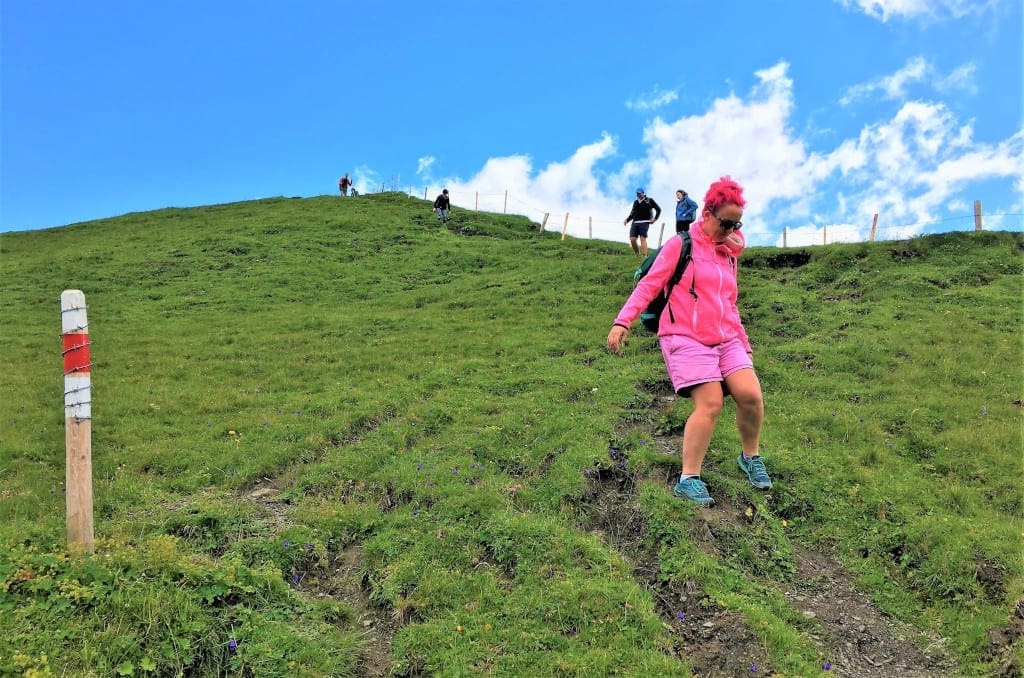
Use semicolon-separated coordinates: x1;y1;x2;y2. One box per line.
935;63;978;95
625;85;679;112
836;0;1001;22
417;156;436;177
839;57;977;105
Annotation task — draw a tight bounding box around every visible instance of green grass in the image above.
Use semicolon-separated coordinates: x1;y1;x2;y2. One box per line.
1;193;1021;676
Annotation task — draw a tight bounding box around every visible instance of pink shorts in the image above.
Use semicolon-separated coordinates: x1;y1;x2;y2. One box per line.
659;335;753;397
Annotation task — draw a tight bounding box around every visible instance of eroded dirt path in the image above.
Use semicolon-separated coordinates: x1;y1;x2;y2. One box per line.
585;382;963;677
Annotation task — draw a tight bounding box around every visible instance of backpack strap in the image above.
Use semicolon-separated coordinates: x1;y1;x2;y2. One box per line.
664;231;694;323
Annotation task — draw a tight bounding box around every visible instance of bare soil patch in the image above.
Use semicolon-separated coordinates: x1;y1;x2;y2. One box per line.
582;385;966;677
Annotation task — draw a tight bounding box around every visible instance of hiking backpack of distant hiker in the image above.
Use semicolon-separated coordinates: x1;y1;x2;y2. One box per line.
633;231;693;332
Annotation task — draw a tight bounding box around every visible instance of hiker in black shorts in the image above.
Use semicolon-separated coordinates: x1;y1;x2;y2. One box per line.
624;187;661;256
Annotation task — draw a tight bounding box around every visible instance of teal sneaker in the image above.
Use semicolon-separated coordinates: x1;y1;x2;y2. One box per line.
673;477;714;506
737;453;773;489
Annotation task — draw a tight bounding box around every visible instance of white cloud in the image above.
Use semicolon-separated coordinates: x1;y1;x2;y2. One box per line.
840;57;977;105
433;134;629;237
625;85;679;112
836;0;1001;22
424;60;1023;247
936;63;978;95
417;156;436;177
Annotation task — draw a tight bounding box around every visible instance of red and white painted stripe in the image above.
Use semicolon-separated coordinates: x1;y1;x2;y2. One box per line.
61;290;91;421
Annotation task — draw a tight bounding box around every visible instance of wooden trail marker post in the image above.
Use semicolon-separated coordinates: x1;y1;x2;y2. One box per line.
561;213;570;240
61;290;94;552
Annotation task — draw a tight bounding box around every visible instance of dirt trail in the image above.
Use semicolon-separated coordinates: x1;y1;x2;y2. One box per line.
585;383;964;677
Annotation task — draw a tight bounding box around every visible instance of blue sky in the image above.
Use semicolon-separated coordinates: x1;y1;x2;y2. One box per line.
2;0;1021;246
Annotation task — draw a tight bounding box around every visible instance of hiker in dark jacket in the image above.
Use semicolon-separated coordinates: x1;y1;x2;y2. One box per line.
433;189;451;223
623;188;661;256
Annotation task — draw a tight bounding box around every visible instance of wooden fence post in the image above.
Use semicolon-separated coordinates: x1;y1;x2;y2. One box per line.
503;190;508;214
588;216;593;239
423;187;428;200
870;213;878;242
539;212;549;234
974;200;982;231
823;226;828;246
561;213;570;240
657;222;665;247
61;290;94;553
783;227;787;248
475;192;479;211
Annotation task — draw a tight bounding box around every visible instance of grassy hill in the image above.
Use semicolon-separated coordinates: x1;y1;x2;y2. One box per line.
1;194;1021;676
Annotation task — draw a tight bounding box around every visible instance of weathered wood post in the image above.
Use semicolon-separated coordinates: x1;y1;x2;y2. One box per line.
588;216;593;239
61;290;94;553
539;212;549;234
503;190;508;214
870;213;878;242
974;200;982;231
561;213;570;240
657;222;665;247
782;227;788;248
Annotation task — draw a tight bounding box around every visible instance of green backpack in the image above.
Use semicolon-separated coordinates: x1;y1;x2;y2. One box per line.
633;231;693;332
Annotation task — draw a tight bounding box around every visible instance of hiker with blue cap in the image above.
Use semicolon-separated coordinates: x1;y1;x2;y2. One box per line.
623;187;662;257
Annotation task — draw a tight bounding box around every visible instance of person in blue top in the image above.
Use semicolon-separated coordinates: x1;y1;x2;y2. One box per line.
675;189;698;233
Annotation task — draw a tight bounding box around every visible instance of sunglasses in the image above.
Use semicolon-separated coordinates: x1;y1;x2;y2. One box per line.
713;213;742;231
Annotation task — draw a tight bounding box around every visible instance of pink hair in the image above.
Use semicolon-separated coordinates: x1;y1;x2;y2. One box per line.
703;176;746;214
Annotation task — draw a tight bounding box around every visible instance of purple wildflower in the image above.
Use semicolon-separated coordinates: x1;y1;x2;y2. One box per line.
823;662;832;671
283;540;291;547
583;468;590;476
676;612;685;620
452;467;458;474
229;639;238;651
417;464;424;471
305;543;313;551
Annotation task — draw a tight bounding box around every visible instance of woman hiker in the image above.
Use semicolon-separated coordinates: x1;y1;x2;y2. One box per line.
606;176;773;506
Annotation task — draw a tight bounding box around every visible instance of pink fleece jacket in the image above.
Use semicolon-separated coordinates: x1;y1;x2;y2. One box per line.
614;222;752;352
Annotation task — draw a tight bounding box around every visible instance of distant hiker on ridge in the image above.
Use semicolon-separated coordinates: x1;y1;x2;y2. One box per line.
433;189;451;224
339;173;353;196
623;187;662;256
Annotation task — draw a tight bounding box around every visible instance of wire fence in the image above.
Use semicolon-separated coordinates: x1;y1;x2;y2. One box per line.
406;185;1022;248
